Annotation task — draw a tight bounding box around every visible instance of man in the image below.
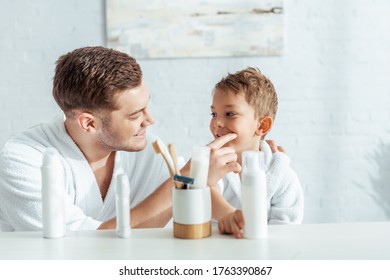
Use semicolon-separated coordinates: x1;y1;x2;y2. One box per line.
0;46;240;231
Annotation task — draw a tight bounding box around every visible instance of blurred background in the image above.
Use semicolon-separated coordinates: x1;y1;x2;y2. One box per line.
1;0;390;224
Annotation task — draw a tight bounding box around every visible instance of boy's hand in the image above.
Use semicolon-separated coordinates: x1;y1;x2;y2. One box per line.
218;209;245;239
207;133;241;186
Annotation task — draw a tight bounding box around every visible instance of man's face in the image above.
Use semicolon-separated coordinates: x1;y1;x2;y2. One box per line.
97;81;154;152
210;89;261;154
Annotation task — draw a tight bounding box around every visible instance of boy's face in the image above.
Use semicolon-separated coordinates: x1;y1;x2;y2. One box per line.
210;89;262;154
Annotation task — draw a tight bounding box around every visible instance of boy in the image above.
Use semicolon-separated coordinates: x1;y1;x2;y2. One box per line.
208;67;304;238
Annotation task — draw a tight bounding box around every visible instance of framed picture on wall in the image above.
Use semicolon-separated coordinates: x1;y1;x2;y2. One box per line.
106;0;283;59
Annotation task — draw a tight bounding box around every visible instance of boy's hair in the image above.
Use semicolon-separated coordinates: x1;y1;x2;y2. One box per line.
213;67;278;120
53;46;142;116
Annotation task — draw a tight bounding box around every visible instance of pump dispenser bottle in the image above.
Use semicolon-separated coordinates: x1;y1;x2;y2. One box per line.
189;146;210;189
241;151;268;239
115;174;131;238
41;147;66;239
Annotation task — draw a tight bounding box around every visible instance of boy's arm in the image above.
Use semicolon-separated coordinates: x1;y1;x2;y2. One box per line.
209;183;235;219
207;133;241;186
218;175;303;238
218;209;245;239
206;133;241;219
217;140;302;238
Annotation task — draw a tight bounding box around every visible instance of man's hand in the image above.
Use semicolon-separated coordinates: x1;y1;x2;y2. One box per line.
207;133;241;187
218;209;245;239
265;139;285;153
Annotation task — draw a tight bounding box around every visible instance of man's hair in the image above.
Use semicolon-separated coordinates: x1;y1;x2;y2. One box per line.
53;46;142;115
213;67;278;120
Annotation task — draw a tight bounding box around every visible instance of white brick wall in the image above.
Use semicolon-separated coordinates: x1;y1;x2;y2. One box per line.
0;0;105;142
1;0;390;223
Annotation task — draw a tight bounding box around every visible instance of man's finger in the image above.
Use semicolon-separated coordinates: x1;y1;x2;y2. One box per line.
208;133;237;149
260;140;273;166
266;140;277;153
277;145;286;153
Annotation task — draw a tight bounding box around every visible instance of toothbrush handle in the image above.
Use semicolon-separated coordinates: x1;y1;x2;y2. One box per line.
168;144;181;176
161;153;175;177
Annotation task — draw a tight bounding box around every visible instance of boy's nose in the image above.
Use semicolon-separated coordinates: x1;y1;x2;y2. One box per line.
214;117;224;128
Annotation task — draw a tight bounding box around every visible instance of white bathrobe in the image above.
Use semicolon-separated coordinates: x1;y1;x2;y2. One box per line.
0;116;170;231
218;141;304;224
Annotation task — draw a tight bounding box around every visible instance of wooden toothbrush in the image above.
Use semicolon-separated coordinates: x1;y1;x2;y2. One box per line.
152;140;180;187
168;144;181;176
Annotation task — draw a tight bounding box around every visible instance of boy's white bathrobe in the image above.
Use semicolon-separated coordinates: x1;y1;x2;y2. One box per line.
0;116;169;231
218;141;304;224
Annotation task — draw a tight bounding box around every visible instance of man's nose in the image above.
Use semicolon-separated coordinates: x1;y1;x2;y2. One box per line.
142;108;154;126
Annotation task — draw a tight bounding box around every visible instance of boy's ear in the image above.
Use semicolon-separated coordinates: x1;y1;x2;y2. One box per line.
255;116;273;136
77;112;98;133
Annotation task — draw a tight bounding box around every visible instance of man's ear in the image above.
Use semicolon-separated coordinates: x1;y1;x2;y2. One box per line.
255;116;273;136
77;112;97;133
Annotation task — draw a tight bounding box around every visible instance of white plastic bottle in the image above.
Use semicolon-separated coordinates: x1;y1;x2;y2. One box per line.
115;174;131;238
189;146;210;189
41;147;66;239
241;151;268;239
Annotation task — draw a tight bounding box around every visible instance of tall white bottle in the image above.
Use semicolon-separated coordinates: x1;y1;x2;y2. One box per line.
41;147;66;238
189;146;210;189
115;174;131;238
241;151;268;239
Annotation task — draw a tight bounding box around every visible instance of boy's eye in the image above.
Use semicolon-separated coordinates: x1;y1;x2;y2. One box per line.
210;112;217;118
226;112;237;117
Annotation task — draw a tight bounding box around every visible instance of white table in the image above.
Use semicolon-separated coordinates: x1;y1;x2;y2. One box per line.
1;222;389;260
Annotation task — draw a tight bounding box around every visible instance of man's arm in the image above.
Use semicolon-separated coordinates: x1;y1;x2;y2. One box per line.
98;162;189;230
261;140;304;224
100;134;242;230
98;179;175;229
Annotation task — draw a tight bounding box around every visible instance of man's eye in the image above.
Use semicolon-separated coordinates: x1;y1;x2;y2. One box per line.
129;113;141;120
226;112;236;117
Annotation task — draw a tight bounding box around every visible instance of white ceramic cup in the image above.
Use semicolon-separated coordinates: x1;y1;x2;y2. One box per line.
172;187;211;225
